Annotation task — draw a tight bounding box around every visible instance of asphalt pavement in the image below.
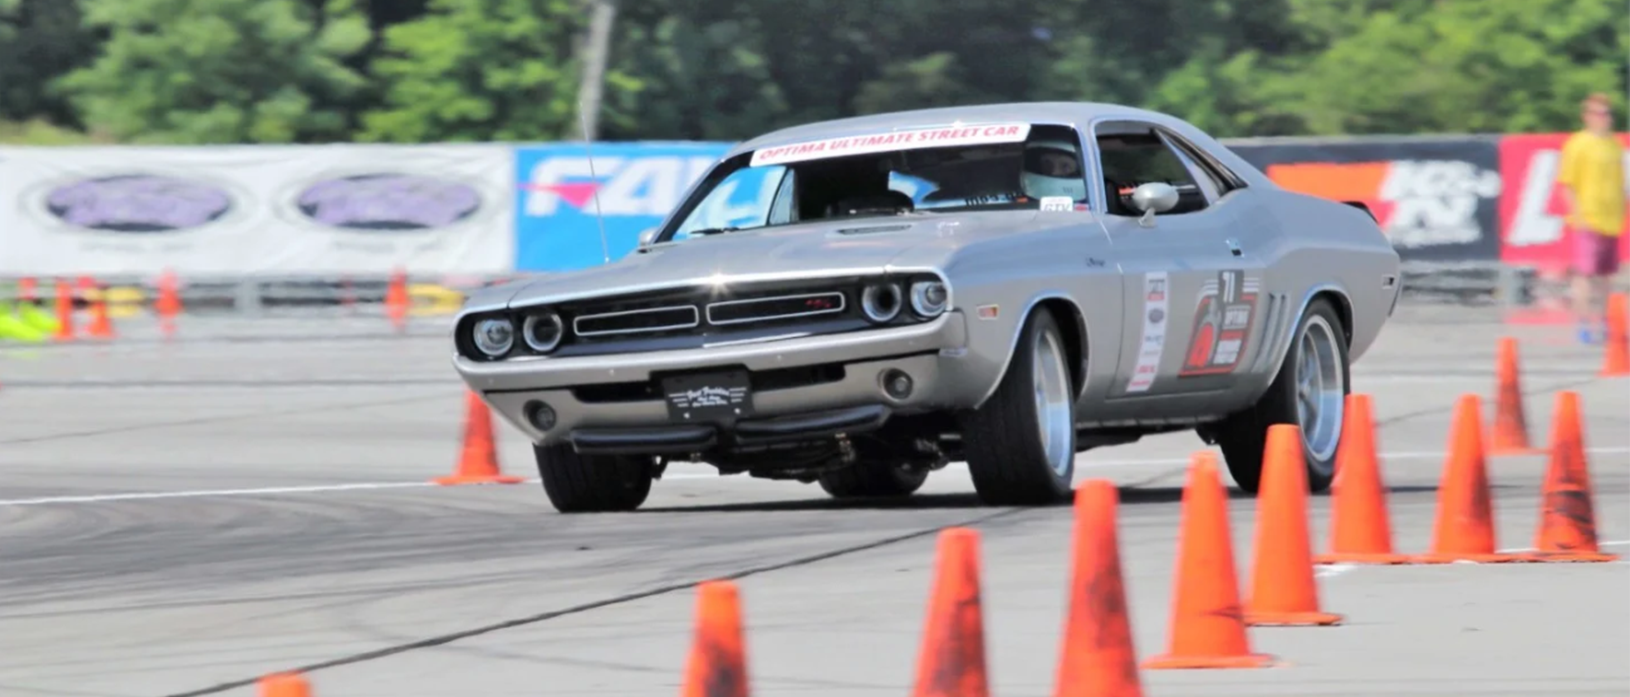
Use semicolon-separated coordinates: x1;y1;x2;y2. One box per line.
1;302;1626;697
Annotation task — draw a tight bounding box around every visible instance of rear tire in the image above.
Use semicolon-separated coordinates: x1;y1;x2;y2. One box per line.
958;308;1077;505
534;443;655;513
817;461;930;498
1216;297;1349;494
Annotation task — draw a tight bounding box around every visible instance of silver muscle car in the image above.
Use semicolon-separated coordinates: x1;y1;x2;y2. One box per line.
452;101;1402;513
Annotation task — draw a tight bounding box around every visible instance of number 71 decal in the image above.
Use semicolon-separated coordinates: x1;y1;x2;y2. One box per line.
1179;269;1259;377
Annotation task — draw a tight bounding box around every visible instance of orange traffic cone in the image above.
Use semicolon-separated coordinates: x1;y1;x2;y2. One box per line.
1055;479;1144;697
1528;391;1619;562
1418;394;1527;563
80;276;114;339
1315;394;1411;564
911;527;990;697
1244;425;1343;626
1141;452;1276;670
385;268;409;333
155;269;182;339
680;580;751;697
52;278;75;342
433;391;524;485
1603;292;1628;376
258;672;312;697
1488;337;1542;455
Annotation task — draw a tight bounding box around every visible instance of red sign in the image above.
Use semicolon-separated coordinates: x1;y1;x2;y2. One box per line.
1497;132;1630;274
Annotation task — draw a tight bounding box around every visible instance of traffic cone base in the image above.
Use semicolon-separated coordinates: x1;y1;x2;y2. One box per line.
433;473;525;485
1413;551;1529;564
1312;551;1412;565
1525;549;1620;562
1140;653;1277;670
1244;609;1343;627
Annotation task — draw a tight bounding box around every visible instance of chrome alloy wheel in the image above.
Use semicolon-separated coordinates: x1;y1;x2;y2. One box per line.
1032;328;1075;478
1295;315;1345;470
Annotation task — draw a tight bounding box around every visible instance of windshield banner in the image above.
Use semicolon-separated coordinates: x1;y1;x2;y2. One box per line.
749;123;1032;167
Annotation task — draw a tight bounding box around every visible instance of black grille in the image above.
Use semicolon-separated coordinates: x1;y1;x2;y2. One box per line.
572;305;699;336
706;291;846;326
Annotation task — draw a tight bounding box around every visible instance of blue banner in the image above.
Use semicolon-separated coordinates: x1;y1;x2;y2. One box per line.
513;141;780;272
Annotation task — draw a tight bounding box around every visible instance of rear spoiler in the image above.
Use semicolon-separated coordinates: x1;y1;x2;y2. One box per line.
1342;201;1377;221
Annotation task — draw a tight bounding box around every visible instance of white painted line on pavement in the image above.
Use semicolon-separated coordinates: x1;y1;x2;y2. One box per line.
0;481;439;506
2;446;1626;508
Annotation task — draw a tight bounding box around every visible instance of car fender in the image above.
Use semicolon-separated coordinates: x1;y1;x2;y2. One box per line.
965;289;1092;410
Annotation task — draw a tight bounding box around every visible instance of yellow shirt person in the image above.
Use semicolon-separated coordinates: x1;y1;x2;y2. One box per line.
1555;93;1625;345
1557;129;1625;239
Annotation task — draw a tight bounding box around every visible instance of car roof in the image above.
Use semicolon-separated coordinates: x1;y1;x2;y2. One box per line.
720;100;1274;188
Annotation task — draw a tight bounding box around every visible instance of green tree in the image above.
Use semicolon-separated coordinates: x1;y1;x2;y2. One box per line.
1153;0;1628;136
359;0;642;143
56;0;371;144
0;0;101;127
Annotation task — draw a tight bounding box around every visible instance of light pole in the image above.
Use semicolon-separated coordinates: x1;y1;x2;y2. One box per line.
577;0;617;142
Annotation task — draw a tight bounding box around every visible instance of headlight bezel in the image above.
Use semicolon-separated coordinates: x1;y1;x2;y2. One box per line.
470;316;516;358
908;280;950;318
522;310;565;353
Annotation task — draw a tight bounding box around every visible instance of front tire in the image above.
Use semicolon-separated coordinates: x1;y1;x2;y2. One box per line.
534;443;655;513
958;308;1077;505
1216;297;1349;494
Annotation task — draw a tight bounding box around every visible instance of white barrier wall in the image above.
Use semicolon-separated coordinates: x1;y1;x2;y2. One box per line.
0;144;516;277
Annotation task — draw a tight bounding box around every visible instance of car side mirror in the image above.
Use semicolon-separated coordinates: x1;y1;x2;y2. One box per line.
1129;182;1179;227
637;228;658;248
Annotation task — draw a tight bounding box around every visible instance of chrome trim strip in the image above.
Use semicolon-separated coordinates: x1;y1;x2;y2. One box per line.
572;305;701;337
705;291;848;326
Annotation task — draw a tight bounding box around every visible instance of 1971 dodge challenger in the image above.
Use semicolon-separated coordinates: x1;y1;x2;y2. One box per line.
452;101;1402;513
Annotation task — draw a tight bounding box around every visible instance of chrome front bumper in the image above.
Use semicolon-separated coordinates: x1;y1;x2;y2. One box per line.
455;312;971;449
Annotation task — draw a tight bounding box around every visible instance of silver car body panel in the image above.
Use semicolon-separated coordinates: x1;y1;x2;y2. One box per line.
451;101;1401;447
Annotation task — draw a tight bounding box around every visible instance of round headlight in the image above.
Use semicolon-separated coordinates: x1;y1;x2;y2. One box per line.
910;281;949;317
523;312;564;353
861;283;902;323
471;317;515;357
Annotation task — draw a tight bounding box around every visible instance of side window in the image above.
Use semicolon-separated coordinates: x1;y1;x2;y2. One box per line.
1094;124;1207;216
1158;129;1244;201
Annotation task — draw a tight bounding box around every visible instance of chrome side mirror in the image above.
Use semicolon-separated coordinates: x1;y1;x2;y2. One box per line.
637;228;658;248
1130;182;1179;227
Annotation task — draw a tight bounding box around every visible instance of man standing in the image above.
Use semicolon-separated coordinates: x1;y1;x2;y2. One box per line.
1556;92;1625;343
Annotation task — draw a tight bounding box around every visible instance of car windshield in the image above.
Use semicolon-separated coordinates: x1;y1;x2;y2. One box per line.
663;123;1087;242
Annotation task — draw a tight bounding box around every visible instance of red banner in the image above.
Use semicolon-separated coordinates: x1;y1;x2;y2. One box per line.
1497;132;1630;274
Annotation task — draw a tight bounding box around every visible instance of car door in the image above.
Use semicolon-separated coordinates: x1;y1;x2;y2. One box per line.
1093;121;1271;417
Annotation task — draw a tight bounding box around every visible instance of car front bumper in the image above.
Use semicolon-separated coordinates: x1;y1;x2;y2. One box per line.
455;311;972;451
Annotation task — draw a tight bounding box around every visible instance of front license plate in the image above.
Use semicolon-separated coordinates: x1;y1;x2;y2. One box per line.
661;370;754;422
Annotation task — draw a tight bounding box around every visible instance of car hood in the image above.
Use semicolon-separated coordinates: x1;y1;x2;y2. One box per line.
496;210;1094;307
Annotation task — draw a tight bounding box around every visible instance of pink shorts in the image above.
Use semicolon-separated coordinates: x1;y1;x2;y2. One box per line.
1571;227;1622;276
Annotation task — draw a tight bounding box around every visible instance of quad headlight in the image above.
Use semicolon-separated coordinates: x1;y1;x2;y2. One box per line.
523;311;564;353
860;283;903;323
910;281;949;317
471;317;515;357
